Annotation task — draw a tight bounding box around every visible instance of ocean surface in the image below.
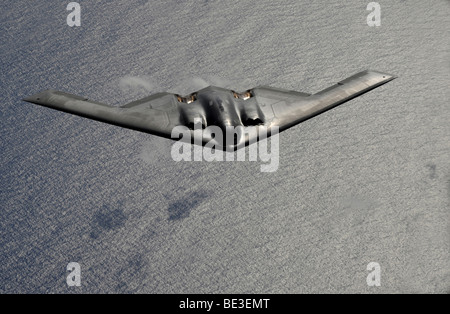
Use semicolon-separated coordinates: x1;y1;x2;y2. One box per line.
1;0;449;293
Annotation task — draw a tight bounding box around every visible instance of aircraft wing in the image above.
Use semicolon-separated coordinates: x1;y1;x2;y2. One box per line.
249;70;396;133
23;90;187;139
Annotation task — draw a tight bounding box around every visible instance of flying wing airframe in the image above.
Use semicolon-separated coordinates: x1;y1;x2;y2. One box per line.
23;70;396;150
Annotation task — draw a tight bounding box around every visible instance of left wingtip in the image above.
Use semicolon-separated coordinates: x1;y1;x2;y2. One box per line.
23;90;53;104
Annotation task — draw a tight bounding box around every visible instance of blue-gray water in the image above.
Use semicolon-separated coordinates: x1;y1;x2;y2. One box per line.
1;0;449;293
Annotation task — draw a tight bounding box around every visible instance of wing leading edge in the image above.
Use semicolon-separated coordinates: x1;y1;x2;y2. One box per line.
23;70;396;149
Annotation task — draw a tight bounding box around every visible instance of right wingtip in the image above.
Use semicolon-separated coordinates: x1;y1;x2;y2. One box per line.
366;70;397;81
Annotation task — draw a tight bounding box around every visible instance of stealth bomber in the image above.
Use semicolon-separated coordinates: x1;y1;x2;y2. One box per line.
24;70;396;150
